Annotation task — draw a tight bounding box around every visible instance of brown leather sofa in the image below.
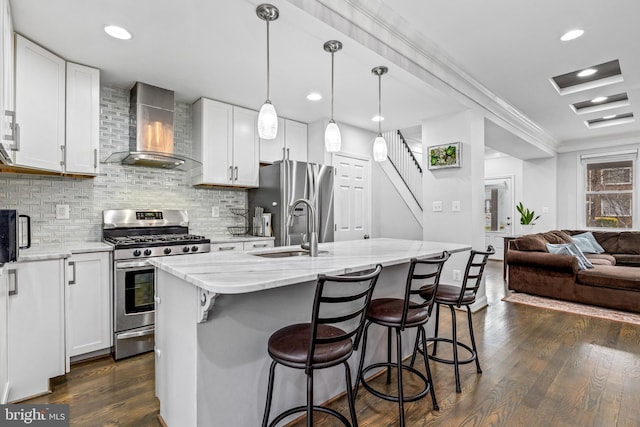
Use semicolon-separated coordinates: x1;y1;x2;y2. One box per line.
506;230;640;314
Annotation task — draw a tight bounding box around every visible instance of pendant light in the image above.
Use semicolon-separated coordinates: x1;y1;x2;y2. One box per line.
372;66;388;162
256;4;279;140
323;40;342;153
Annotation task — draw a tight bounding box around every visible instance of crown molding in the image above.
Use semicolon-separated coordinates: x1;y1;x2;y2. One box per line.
286;0;559;155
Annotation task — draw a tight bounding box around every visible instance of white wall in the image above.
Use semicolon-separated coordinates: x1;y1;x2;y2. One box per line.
557;142;640;229
523;157;557;232
423;109;487;309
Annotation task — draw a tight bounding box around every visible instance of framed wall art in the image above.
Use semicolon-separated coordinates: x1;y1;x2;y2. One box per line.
427;142;461;170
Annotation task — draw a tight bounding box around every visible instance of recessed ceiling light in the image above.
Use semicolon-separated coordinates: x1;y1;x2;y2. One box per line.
560;29;584;41
104;25;132;40
306;92;322;101
372;115;384;122
577;68;597;78
591;96;608;103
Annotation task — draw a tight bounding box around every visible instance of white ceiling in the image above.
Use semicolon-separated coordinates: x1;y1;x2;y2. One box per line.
10;0;640;152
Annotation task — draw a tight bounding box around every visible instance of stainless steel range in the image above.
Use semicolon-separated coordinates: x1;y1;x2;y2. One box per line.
103;209;210;360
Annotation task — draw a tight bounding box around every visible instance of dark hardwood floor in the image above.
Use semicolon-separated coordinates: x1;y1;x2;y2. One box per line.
25;260;640;426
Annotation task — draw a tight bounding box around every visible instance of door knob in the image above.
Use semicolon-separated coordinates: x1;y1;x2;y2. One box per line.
363;234;370;239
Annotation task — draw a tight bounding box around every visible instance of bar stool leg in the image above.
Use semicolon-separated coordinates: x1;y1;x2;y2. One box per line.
418;326;439;411
467;306;482;373
262;360;277;427
431;303;441;356
354;320;372;396
386;327;392;384
395;327;405;427
449;305;461;393
306;371;314;427
344;361;358;427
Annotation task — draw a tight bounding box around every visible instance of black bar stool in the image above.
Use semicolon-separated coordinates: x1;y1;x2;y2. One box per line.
412;245;495;393
354;252;450;427
261;264;383;427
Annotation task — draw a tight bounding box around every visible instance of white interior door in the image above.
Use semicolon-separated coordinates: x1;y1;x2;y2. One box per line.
484;176;514;260
333;153;371;241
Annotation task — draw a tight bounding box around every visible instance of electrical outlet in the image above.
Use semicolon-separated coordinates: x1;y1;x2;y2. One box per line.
453;269;461;281
432;201;443;212
212;206;220;218
56;204;70;220
451;200;461;212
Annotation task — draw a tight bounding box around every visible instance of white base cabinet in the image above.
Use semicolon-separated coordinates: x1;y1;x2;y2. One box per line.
67;252;111;358
7;258;65;402
0;267;9;404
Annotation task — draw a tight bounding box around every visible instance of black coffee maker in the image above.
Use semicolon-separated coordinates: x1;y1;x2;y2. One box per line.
0;210;30;263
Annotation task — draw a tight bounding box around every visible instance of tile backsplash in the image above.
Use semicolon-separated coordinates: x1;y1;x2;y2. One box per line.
0;85;247;246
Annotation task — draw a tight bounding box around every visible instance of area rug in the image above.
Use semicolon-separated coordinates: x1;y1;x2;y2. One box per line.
502;292;640;326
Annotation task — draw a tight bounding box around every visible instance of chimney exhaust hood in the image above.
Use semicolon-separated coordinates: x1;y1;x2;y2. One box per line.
105;82;199;170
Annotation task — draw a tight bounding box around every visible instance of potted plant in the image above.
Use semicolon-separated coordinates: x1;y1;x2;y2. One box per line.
516;202;540;234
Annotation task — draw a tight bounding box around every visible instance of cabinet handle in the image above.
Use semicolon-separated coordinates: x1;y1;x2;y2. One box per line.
234;166;238;181
94;148;98;169
8;269;18;296
3;110;17;147
14;123;20;152
60;145;66;167
217;246;236;251
68;261;77;285
286;148;290;160
253;243;268;248
228;166;233;181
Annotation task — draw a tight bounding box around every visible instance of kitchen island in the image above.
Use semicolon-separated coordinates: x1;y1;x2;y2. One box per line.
150;238;470;427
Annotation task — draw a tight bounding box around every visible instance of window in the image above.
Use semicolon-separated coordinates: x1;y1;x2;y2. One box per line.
583;156;635;229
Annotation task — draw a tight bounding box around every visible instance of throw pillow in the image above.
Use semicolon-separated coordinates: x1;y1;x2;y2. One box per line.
546;243;594;270
572;232;605;253
571;236;599;254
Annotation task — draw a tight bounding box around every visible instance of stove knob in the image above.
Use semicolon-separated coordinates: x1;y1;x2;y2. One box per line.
133;249;141;257
183;246;190;253
191;246;199;252
164;248;172;255
144;249;152;256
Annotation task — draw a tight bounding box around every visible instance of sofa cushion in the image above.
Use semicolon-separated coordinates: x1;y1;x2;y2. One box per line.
547;243;593;270
513;234;548;251
540;230;573;245
585;253;616;266
571;232;605;253
611;254;640;267
577;265;640;292
588;231;640;255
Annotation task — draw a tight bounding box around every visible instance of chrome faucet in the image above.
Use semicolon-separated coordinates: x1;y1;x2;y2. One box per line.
288;198;318;257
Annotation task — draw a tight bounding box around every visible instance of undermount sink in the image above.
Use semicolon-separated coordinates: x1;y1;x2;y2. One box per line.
252;249;329;258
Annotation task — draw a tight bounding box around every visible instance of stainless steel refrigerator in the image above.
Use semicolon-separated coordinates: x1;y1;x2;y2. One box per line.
248;160;334;247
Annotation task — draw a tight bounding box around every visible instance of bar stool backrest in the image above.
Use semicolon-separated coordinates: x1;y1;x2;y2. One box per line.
307;264;383;372
458;245;496;307
402;251;450;329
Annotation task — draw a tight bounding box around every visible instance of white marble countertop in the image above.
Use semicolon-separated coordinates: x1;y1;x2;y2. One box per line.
150;238;471;294
18;242;113;261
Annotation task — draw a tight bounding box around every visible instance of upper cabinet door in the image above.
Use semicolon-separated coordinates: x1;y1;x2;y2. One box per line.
284;119;308;163
259;117;285;163
1;0;16;158
65;62;100;175
191;98;233;185
232;106;259;187
14;34;65;172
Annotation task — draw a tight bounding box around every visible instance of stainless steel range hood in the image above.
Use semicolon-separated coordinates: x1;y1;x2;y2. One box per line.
105;82;198;170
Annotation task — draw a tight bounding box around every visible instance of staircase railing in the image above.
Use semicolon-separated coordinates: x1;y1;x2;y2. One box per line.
384;130;423;209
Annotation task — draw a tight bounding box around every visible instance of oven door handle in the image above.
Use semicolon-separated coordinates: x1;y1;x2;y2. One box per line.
116;326;155;340
115;260;154;269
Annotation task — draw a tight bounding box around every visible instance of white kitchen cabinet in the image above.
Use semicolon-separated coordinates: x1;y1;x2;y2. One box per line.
65;62;100;175
191;98;260;188
67;251;111;359
259;118;308;163
14;34;66;172
0;267;9;403
7;258;66;402
242;240;274;251
0;0;16;160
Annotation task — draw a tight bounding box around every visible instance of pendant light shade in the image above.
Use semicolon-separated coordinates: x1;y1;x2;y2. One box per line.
324;40;343;152
256;4;279;140
372;66;388;162
258;101;278;139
